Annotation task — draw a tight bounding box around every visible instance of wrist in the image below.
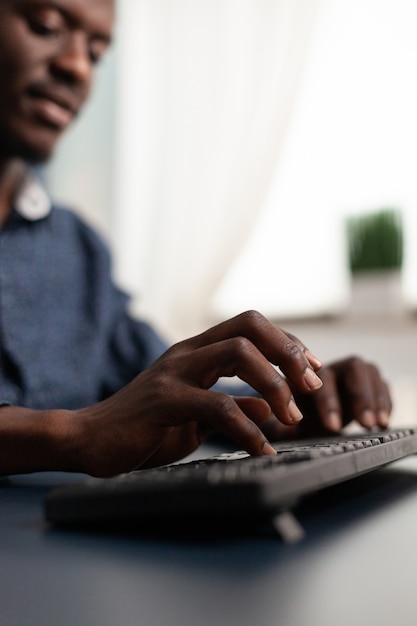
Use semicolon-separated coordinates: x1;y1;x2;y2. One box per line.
47;408;88;473
0;406;86;475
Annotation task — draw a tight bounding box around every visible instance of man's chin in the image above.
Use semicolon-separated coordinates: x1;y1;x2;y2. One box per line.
22;146;54;164
0;127;59;164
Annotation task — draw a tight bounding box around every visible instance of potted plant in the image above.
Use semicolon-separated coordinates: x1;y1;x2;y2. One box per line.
346;209;403;317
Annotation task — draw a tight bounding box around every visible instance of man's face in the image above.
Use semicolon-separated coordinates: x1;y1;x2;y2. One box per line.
0;0;115;163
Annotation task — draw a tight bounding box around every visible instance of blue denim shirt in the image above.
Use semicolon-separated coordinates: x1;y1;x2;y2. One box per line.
0;172;168;410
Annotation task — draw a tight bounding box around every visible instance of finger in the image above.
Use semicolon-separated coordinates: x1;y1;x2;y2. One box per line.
367;364;392;428
233;396;272;425
286;332;322;371
334;357;377;429
188;388;277;456
310;367;343;432
183;338;304;426
180;310;323;394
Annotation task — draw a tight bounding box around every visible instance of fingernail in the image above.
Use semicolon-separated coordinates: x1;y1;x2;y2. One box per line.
304;368;323;391
289;397;303;423
326;410;341;432
305;349;322;370
362;409;376;429
378;409;390;428
262;441;277;455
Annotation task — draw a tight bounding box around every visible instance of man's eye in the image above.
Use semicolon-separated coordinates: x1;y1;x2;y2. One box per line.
27;11;64;36
89;41;109;65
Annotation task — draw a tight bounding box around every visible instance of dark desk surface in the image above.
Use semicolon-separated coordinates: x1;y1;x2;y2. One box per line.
1;453;417;626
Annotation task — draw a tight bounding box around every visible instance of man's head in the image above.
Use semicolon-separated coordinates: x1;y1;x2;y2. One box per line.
0;0;115;163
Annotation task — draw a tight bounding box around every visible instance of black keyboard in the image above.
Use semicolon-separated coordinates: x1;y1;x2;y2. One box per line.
44;428;417;538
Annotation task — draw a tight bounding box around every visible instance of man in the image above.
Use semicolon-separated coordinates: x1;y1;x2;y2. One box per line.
0;0;391;477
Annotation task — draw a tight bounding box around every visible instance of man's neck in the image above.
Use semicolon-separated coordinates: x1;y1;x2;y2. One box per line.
0;160;27;227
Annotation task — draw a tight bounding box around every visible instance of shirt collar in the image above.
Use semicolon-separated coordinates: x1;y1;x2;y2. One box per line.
14;170;51;221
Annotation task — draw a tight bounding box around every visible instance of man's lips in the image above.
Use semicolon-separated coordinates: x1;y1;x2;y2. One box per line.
29;96;74;129
26;85;80;130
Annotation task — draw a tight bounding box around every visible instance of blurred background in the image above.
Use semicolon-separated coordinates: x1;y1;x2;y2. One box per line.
45;0;417;426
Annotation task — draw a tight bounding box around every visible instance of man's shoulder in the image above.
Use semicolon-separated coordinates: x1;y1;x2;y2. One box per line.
37;203;113;279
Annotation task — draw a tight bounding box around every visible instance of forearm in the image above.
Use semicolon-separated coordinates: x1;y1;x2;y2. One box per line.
0;313;390;476
0;406;83;475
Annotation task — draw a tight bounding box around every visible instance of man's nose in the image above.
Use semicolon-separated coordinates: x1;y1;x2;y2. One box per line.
50;32;92;89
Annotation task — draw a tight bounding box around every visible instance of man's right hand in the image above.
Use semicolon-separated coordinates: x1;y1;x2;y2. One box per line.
76;310;323;476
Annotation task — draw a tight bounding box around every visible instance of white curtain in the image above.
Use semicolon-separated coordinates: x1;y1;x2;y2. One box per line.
112;0;320;341
46;0;417;342
214;0;417;321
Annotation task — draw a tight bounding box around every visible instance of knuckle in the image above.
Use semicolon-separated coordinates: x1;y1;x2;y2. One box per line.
238;309;266;329
152;371;178;398
228;335;254;357
285;331;305;350
164;339;188;356
285;331;298;342
210;392;236;416
262;367;288;395
283;340;304;363
351;387;373;406
151;355;177;380
340;356;367;391
344;355;364;371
